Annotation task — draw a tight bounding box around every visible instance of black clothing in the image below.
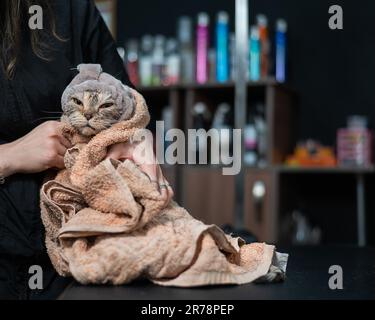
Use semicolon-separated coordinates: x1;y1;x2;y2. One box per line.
0;0;131;299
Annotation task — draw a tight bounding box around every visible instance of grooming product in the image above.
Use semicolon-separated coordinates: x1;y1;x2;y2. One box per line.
275;19;287;83
249;26;261;81
211;103;232;164
125;39;139;86
191;102;211;161
291;211;322;245
348;115;368;128
254;103;267;167
165;38;180;85
337;116;373;167
216;12;229;83
229;33;236;81
162;105;174;157
196;13;210;84
162;105;174;133
178;16;195;83
244;112;258;166
139;35;154;86
286;140;336;167
151;35;166;86
208;48;216;82
256;14;270;79
212;103;231;129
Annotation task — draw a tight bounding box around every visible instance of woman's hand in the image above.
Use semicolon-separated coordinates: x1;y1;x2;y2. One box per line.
106;142;174;207
0;121;72;177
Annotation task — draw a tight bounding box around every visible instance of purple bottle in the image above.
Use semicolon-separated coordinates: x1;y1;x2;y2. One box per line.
196;13;210;84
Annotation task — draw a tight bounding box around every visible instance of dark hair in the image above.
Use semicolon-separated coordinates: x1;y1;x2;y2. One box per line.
0;0;63;78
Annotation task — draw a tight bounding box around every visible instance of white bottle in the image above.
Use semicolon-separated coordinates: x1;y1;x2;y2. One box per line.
139;35;154;86
165;38;181;85
152;35;166;86
177;16;195;83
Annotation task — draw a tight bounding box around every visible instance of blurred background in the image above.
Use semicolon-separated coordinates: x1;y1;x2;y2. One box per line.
95;0;375;247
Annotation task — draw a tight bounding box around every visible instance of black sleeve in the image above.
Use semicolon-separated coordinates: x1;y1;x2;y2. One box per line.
79;0;133;87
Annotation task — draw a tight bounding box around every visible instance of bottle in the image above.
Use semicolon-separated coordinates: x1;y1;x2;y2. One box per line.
254;103;267;167
275;19;287;83
139;35;154;86
162;105;174;161
177;16;194;84
151;35;166;86
191;102;211;163
211;103;232;164
216;12;229;83
196;13;210;84
164;38;180;86
244;112;258;166
208;48;216;82
249;26;260;81
229;33;236;81
125;39;139;86
256;14;270;79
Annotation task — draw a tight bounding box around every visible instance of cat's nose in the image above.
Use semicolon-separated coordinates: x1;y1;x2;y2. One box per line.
84;113;93;120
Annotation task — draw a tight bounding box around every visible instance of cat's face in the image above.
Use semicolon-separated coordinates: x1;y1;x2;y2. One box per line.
63;90;130;136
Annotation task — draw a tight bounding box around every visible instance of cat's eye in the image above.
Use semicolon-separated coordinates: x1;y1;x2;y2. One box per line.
72;98;83;106
99;103;114;109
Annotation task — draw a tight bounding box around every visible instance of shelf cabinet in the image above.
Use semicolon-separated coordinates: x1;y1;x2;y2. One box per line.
138;81;296;233
119;0;374;247
181;166;235;226
244;168;278;243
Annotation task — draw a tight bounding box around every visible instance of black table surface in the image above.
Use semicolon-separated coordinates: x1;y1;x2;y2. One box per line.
59;246;375;300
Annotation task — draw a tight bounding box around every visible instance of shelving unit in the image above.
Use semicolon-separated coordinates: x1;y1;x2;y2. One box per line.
121;0;374;247
138;77;298;243
139;78;374;247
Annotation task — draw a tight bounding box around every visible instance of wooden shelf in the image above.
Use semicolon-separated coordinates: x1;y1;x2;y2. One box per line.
175;164;375;175
137;78;291;93
273;165;375;174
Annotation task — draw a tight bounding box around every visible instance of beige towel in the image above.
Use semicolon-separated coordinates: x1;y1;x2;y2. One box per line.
40;88;288;286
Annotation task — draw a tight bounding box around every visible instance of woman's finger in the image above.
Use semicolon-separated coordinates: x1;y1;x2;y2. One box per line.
58;135;72;149
106;145;125;160
139;163;158;182
164;179;174;204
167;185;174;201
159;170;172;204
159;178;169;202
160;169;174;204
157;166;171;202
106;148;121;160
53;155;65;169
55;140;67;156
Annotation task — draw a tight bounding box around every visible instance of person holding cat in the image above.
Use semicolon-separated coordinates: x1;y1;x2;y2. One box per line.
0;0;172;299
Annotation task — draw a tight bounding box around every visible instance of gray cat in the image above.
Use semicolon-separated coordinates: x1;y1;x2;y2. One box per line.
61;64;135;137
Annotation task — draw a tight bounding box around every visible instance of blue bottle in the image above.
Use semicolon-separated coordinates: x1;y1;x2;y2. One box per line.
249;26;261;81
216;12;229;83
275;19;287;83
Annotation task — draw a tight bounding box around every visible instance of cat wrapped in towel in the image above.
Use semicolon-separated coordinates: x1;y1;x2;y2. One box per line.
40;64;288;287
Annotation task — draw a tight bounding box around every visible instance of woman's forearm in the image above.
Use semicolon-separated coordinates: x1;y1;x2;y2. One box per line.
0;143;17;178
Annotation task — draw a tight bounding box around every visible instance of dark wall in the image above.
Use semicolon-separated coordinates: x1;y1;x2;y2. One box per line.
117;0;375;146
